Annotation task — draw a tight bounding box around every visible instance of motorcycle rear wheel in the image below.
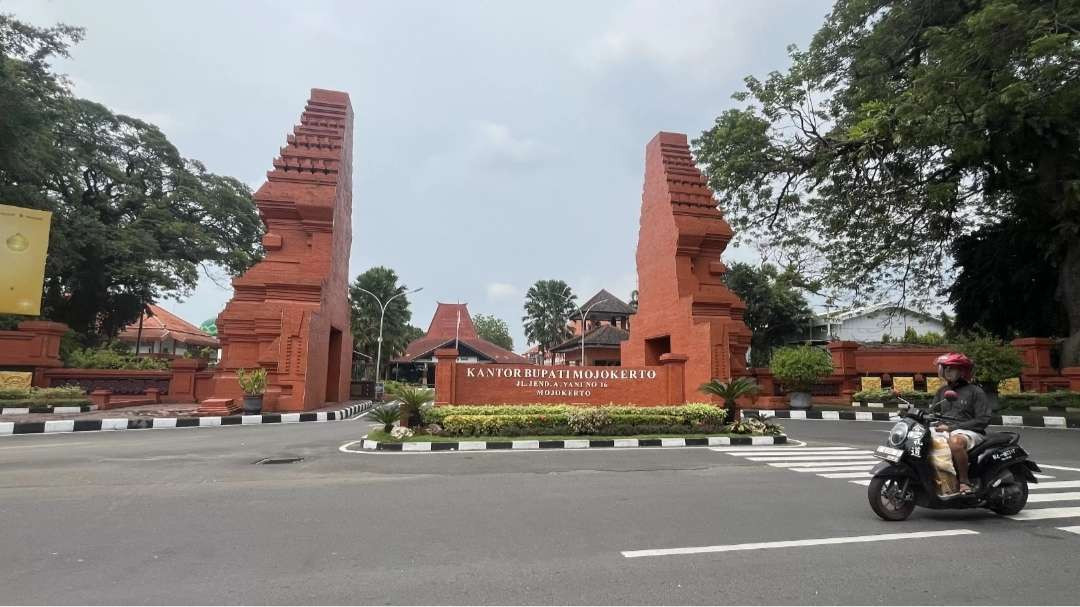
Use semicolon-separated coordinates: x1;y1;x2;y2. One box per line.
989;479;1028;515
868;476;915;521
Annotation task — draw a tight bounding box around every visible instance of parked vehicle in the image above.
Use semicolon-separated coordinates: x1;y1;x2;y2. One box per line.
868;390;1040;521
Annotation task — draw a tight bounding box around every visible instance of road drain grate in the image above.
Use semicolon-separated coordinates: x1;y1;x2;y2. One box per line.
254;457;304;465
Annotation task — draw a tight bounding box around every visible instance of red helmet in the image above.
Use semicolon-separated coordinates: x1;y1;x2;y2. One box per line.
935;352;973;380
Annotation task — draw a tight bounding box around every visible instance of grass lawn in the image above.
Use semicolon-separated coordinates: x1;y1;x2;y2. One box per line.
364;429;780;443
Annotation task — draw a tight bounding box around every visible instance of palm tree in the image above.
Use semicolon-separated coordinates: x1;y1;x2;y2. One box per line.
700;377;760;418
349;267;416;380
522;280;577;365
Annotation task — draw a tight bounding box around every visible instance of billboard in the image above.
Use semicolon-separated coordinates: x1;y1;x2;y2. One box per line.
0;204;52;316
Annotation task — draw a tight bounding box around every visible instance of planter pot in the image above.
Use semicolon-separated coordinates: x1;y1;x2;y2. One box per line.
243;395;263;415
788;391;812;409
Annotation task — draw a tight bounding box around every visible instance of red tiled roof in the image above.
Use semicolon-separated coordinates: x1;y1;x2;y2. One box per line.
117;305;220;348
392;302;528;364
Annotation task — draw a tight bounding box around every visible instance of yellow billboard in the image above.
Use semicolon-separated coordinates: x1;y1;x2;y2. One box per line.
0;204;52;316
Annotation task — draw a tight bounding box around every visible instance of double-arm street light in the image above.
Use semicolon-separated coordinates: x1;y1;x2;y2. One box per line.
579;298;608;367
355;286;423;382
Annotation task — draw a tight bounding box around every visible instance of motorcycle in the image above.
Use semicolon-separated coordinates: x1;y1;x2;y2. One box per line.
868;390;1040;521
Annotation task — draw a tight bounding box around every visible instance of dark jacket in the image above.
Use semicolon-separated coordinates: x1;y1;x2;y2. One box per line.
932;381;992;434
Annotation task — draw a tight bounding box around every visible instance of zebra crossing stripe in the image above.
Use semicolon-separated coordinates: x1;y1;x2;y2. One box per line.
850;480;872;486
1031;481;1080;490
819;472;873;479
786;465;877;473
1058;526;1080;535
1006;507;1080;521
766;460;880;468
1026;492;1080;503
746;455;879;462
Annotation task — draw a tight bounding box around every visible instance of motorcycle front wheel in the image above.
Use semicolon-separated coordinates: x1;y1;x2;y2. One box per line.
868;476;915;521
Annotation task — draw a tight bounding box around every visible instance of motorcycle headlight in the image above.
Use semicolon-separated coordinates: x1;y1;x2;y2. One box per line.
888;421;909;447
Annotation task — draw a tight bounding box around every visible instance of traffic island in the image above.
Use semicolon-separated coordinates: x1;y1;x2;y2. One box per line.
355;432;787;452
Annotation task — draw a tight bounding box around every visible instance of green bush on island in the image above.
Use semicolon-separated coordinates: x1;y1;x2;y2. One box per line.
64;347;171;370
403;403;784;439
852;388;934;406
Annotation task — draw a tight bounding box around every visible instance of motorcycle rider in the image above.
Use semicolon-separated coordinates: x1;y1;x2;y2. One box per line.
930;353;992;494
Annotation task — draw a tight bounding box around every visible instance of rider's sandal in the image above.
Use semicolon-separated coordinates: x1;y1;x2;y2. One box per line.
957;483;974;496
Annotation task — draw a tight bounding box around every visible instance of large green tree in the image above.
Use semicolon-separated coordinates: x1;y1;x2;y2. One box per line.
473;313;514;350
522;279;576;363
723;262;814;367
693;0;1080;364
349;267;417;379
0;14;263;343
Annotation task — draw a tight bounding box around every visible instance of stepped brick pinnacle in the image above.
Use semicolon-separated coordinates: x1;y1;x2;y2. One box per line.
621;132;752;400
200;89;354;413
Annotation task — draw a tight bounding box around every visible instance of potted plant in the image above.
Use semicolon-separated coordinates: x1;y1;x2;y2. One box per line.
236;367;268;414
769;345;834;409
700;377;760;418
957;335;1024;411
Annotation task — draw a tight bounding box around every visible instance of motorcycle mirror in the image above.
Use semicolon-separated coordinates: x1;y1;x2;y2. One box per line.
943;390;959;401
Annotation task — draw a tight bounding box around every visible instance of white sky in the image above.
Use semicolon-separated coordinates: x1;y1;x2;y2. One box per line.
7;0;834;350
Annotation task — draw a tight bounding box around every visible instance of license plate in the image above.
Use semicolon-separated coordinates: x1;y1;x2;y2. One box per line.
875;445;903;463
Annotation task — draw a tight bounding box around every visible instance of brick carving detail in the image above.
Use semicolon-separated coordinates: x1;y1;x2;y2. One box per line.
620;132;752;400
201;89;354;412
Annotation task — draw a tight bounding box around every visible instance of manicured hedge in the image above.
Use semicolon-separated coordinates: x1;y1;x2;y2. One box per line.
1000;392;1080;409
0;399;93;411
419;403;767;438
852;389;934;406
0;386;88;407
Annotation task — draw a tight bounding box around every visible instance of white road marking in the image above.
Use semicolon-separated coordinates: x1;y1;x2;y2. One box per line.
1026;492;1080;503
1031;481;1080;490
1041;464;1080;473
720;449;865;456
1006;507;1080;521
709;446;855;453
819;472;873;479
0;441;95;450
746;455;881;462
621;529;979;558
785;465;877;473
766;460;880;468
1058;526;1080;535
1034;474;1056;479
849;480;872;486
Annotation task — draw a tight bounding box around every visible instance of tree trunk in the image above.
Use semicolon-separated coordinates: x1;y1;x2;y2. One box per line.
1060;237;1080;367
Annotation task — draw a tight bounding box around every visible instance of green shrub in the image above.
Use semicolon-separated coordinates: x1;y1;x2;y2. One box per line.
955;334;1024;392
852;388;933;404
370;403;401;432
699;378;759;413
65;347;170;370
608;413;683;427
0;388;30;400
770;346;834;392
679;403;728;425
236;368;267;395
727;418;785;435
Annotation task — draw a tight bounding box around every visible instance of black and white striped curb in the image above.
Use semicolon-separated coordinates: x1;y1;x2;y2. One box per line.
358;434;787;452
1;404;96;415
742;409;1079;429
0;401;376;436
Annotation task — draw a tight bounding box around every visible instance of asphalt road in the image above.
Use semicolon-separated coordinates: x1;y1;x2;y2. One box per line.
1;414;1078;605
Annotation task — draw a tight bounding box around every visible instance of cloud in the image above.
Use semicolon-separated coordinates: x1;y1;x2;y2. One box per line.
486;282;521;301
467;120;551;169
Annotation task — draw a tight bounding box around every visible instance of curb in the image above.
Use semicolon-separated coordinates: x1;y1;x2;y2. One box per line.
1;404;96;415
742;409;1079;429
358;434;787;452
0;401;376;437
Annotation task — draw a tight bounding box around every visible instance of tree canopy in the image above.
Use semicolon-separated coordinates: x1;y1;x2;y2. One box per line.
522;279;576;360
693;0;1080;363
473;313;514;351
723;262;813;367
349;266;417;379
0;14;263;344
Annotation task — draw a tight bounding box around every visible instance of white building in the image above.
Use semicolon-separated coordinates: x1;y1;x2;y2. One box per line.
809;303;945;343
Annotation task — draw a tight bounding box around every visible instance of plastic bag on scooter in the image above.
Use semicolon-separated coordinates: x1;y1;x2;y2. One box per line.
930;430;960;497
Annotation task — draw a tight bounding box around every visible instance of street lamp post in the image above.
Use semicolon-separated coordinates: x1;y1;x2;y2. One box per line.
579;299;608;367
355;286;423;382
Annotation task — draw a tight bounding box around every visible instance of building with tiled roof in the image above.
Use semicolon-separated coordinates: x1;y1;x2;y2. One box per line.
390;302;529;384
530;289;635;366
117;304;220;357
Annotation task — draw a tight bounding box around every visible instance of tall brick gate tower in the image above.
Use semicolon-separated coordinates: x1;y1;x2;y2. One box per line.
620;132;751;400
201;89;354;413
